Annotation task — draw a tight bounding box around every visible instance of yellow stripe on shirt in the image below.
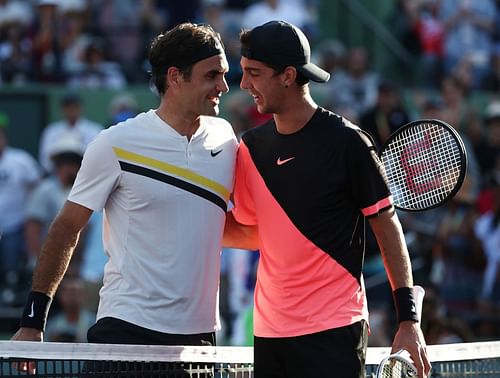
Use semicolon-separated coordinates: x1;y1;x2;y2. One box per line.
113;147;230;201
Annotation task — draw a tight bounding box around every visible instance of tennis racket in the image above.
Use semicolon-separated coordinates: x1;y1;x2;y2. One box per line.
378;119;467;211
375;286;426;378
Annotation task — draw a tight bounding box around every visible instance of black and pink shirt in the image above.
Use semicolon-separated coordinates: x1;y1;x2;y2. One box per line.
232;107;392;337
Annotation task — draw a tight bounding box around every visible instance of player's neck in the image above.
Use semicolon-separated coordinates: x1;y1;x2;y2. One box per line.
274;95;317;135
155;106;200;141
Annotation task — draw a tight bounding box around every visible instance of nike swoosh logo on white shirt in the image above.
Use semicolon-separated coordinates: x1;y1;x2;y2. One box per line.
276;157;295;166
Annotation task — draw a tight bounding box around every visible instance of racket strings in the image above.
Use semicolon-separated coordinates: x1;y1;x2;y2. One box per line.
381;122;464;210
379;356;417;378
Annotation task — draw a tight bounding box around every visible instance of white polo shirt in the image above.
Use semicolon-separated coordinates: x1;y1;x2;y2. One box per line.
68;110;237;334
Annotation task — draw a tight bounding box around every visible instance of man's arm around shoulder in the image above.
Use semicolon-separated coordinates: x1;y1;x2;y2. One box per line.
223;211;259;251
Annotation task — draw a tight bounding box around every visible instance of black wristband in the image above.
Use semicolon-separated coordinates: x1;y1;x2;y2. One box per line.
392;287;419;323
20;291;53;331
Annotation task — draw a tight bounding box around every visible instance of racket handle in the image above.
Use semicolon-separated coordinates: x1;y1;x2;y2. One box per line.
413;285;425;322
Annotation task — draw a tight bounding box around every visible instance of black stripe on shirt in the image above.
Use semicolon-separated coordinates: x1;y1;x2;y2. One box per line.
119;161;227;212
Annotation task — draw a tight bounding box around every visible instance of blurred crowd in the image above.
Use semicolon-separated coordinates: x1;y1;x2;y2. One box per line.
0;0;500;347
0;0;319;87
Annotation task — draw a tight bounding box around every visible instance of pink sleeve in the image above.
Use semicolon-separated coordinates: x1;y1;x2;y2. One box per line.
232;142;257;226
360;196;393;217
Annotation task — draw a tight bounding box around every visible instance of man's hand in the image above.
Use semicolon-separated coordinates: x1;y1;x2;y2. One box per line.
10;328;43;374
392;321;431;378
11;327;43;342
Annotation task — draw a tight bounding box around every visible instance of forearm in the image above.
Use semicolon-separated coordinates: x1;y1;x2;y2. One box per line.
31;219;80;297
223;211;259;250
14;201;92;337
31;201;92;297
369;208;413;290
369;212;431;376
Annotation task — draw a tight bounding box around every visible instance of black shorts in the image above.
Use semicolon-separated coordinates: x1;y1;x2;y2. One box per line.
87;316;216;346
254;320;368;378
86;317;216;377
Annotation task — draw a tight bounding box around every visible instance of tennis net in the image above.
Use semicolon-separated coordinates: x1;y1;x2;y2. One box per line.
0;340;499;377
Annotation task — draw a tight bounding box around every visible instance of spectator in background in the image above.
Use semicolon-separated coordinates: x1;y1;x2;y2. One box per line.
437;75;483;206
413;0;444;89
482;44;500;92
140;0;167;38
474;163;500;336
386;0;422;86
225;91;273;138
0;2;33;85
367;308;392;347
38;92;102;174
475;169;500;309
0;0;33;28
359;80;410;148
314;39;346;78
426;316;474;344
25;135;85;276
310;39;346;104
199;0;243;85
67;38;127;89
495;0;500;44
45;275;95;342
439;0;496;89
475;102;500;211
387;0;422;58
30;0;65;82
430;181;485;321
437;75;471;134
107;93;139;127
419;284;481;343
328;46;379;123
475;102;500;181
227;250;258;346
241;0;314;34
0;113;41;303
92;0;147;83
58;0;93;78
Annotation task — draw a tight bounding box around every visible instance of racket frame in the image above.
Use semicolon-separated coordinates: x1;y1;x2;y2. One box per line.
378;119;468;212
376;349;417;378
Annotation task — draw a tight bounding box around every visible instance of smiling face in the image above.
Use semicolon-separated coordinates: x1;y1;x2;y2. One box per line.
176;53;230;118
240;56;284;115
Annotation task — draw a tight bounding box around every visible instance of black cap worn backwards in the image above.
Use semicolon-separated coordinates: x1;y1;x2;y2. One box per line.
241;20;330;83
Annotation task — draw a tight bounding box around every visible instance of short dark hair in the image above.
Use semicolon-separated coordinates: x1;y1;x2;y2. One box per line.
240;29;309;86
149;23;224;96
51;152;83;167
61;92;81;106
